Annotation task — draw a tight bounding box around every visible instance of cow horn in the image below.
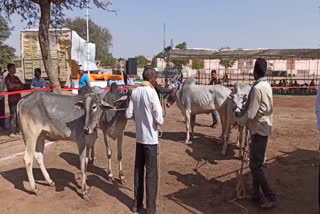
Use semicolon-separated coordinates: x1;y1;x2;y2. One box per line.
98;91;108;103
114;95;128;104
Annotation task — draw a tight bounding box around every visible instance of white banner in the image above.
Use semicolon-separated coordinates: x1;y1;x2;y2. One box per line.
71;31;98;71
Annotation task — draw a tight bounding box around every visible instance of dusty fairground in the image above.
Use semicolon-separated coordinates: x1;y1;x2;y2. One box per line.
0;95;318;214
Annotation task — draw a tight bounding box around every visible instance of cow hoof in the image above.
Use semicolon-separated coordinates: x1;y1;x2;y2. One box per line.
34;188;40;195
107;176;115;183
88;159;96;166
120;178;126;185
119;172;126;184
49;181;55;187
83;194;90;201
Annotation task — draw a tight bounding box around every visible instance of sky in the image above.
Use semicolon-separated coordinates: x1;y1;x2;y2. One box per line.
4;0;320;58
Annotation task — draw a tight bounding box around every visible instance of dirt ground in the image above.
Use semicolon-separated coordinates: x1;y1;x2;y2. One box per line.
0;95;318;214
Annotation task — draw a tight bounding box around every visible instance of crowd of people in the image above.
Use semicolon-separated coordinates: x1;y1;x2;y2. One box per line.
271;79;317;95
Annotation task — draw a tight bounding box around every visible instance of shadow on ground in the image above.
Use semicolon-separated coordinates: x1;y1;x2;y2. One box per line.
165;149;318;214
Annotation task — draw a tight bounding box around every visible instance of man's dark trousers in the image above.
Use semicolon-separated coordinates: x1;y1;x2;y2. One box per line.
134;143;158;214
249;134;276;201
0;97;5;129
9;102;19;134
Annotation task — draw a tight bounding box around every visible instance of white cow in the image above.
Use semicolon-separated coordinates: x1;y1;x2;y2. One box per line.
166;77;231;145
166;78;251;156
221;84;251;156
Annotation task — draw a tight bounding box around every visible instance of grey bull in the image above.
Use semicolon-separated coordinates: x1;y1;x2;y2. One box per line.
166;77;232;144
17;87;127;199
82;83;130;184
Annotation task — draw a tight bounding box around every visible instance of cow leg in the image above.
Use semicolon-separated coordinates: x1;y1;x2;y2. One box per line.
222;120;231;156
23;129;40;195
117;133;125;184
238;126;244;158
244;128;250;161
184;111;192;144
190;114;196;139
79;145;89;200
88;146;96;165
218;111;226;144
104;133;114;182
24;147;38;195
34;133;54;187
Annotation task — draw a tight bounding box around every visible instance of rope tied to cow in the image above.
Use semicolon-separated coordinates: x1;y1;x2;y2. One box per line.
228;129;250;214
107;108;127;111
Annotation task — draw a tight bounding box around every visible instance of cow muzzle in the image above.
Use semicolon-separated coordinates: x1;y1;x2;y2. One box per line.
84;127;93;135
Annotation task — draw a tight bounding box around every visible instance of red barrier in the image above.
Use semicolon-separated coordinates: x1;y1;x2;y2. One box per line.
0;85;136;96
228;86;318;90
0;85;61;96
0;114;14;119
61;86;136;91
273;103;315;106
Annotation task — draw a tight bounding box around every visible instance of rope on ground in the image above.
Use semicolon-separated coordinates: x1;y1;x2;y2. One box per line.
195;159;208;171
229;197;249;214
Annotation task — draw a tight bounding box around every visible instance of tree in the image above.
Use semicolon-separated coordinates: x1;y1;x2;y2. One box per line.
192;59;204;70
136;55;148;68
0;0;114;93
218;46;235;79
64;17;112;64
0;16;10;44
0;45;15;70
171;42;189;71
0;16;15;70
175;42;187;50
101;53;116;67
219;59;235;74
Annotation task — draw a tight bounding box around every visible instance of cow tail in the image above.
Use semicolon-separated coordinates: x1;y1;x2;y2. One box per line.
16;98;25;140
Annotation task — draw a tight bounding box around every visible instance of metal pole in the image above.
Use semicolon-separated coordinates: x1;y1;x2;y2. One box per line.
86;1;90;81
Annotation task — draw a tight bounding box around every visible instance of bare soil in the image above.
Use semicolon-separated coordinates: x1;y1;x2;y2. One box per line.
0;95;318;214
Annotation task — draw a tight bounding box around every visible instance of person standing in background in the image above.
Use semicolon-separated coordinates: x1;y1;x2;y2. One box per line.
30;68;46;89
5;63;24;137
79;65;91;88
209;70;219;128
0;68;6;130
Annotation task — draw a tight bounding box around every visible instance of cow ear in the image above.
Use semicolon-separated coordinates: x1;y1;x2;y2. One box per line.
114;95;128;104
74;101;84;109
100;100;114;110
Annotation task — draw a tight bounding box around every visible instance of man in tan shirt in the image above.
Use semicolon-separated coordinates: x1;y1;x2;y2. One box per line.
237;58;276;209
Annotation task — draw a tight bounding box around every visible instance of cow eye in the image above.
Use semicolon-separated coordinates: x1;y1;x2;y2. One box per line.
92;105;97;110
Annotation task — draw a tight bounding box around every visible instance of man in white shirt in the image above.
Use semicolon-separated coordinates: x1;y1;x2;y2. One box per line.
126;66;163;214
